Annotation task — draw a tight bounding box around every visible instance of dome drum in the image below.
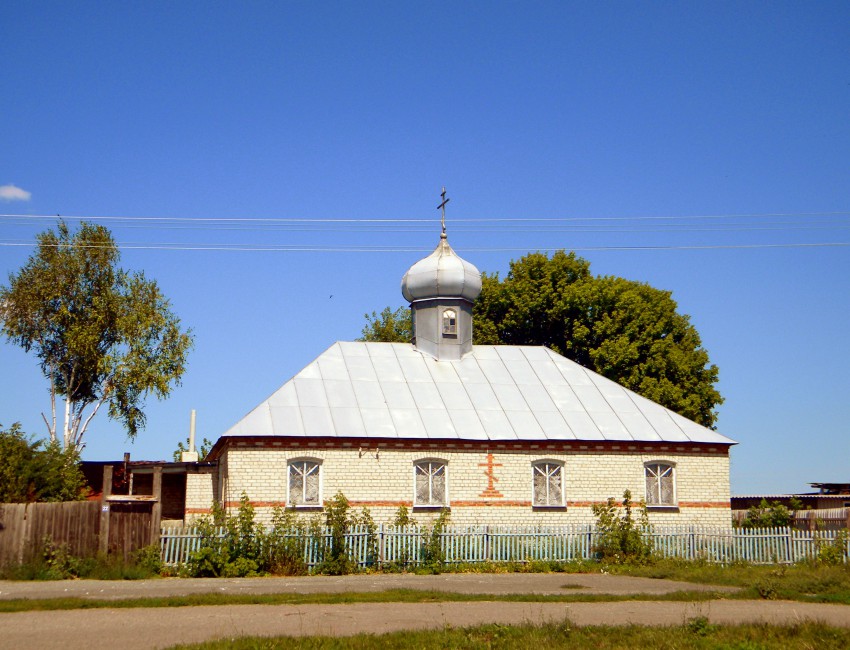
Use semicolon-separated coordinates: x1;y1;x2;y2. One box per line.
401;236;482;361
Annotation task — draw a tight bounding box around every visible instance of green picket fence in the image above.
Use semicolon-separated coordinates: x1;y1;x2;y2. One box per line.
159;524;849;568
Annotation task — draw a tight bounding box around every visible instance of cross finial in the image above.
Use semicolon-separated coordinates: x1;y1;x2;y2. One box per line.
437;186;450;239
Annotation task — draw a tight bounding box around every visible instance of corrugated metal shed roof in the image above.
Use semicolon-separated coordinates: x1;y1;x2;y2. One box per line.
222;342;735;445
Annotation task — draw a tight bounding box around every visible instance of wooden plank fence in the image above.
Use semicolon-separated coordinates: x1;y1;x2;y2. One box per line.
0;502;101;565
0;500;155;566
159;524;850;569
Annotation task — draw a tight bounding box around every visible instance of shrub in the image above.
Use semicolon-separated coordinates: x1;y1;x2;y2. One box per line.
40;536;87;579
315;492;356;575
420;508;451;571
186;497;259;577
815;530;849;566
592;490;653;564
184;491;374;577
0;424;86;503
133;544;163;576
386;505;418;570
393;504;417;527
740;498;803;529
266;507;309;576
351;506;379;568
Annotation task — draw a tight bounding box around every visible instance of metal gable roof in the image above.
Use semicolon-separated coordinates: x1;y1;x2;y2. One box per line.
221;342;736;445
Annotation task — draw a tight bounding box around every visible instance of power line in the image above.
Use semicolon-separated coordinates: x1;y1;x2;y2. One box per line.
3;223;850;235
2;211;849;224
0;241;847;252
3;211;848;254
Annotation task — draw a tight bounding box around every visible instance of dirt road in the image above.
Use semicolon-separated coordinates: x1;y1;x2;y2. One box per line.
0;572;737;601
1;574;848;649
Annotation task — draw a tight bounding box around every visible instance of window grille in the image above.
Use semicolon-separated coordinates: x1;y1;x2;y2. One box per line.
414;461;447;506
532;462;563;507
645;462;675;506
289;460;321;506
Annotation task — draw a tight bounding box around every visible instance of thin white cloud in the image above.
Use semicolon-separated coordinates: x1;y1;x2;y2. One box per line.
0;184;32;201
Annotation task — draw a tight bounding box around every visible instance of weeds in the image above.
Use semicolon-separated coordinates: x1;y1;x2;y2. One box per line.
168;621;850;649
182;491;384;577
420;508;450;572
185;496;306;577
0;536;163;581
314;492;355;575
591;490;653;564
815;529;850;566
685;615;717;636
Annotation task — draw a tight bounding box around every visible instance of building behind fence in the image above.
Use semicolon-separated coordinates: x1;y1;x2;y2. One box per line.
731;507;850;531
160;523;849;569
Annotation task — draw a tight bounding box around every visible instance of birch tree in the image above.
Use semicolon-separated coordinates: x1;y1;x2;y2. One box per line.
0;221;193;450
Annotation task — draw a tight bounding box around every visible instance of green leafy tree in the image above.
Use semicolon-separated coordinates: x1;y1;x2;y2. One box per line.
0;222;193;450
358;306;411;343
0;423;86;502
740;498;802;529
172;436;214;461
361;250;722;427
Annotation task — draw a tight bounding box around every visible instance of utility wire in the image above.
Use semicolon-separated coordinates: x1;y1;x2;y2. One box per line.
3;211;848;253
0;241;847;252
2;211;849;224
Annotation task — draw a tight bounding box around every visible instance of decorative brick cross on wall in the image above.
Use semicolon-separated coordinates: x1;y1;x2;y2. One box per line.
478;453;504;498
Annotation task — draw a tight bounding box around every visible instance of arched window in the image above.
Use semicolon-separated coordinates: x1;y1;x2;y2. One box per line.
288;458;322;507
532;460;564;507
442;309;457;336
414;459;448;507
645;462;676;507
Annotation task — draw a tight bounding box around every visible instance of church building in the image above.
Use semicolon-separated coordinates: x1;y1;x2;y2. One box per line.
188;199;735;527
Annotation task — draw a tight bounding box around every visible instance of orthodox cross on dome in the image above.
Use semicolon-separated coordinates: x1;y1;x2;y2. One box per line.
478;453;504;498
437;187;450;239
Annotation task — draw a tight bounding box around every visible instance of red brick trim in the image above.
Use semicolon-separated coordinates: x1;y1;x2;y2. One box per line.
679;501;731;509
568;500;729;509
348;500;413;508
216;499;730;510
224;500;287;509
452;500;533;507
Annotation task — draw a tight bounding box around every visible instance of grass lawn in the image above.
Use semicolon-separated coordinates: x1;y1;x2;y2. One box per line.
168;621;850;649
0;588;732;613
606;559;850;604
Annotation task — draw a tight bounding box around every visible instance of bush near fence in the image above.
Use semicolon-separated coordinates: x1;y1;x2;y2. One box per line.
160;524;850;569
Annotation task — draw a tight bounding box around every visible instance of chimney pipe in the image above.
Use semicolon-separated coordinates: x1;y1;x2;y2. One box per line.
189;409;196;453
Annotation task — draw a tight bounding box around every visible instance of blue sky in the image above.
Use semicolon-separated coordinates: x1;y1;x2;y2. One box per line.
1;1;848;495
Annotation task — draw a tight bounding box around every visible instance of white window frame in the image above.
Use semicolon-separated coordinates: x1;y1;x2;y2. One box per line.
413;459;449;508
442;309;457;336
531;460;565;507
644;461;677;508
287;458;323;508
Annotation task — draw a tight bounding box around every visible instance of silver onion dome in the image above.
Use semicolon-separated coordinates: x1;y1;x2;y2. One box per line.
401;235;482;304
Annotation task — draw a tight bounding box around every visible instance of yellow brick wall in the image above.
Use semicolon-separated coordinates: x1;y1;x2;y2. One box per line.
184;467;217;522
215;443;731;528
